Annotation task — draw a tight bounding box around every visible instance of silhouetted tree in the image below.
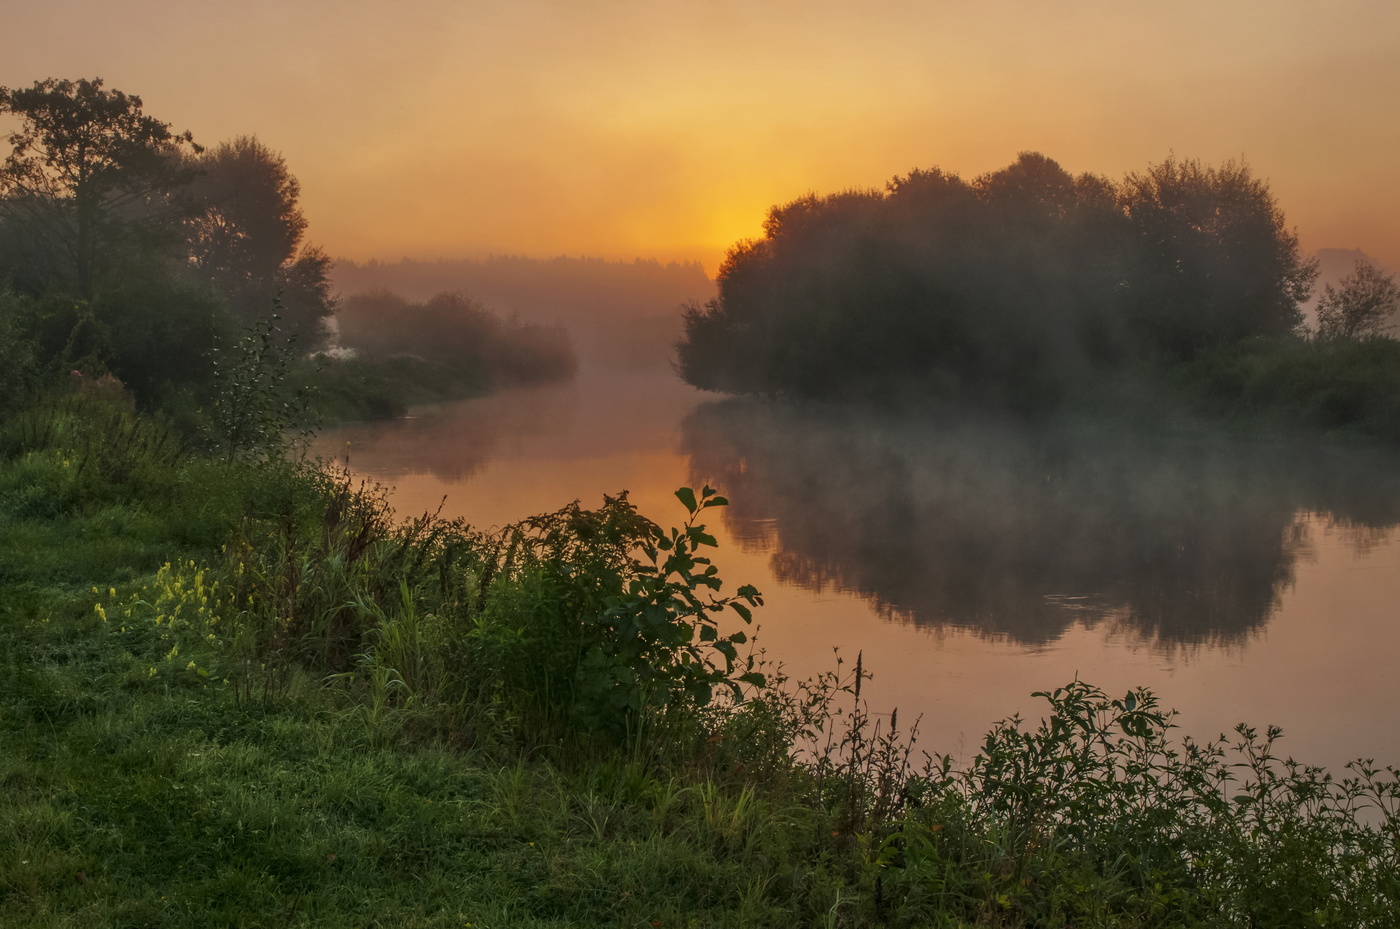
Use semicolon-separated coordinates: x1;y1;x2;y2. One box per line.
1314;260;1398;340
1118;156;1316;355
677;153;1135;407
0;78;198;296
677;153;1317;406
183;136;334;343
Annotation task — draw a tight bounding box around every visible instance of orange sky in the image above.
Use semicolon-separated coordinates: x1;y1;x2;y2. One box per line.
6;0;1400;273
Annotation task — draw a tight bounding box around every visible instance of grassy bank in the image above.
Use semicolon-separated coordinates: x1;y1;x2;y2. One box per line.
1175;336;1400;442
2;391;1398;927
305;354;492;423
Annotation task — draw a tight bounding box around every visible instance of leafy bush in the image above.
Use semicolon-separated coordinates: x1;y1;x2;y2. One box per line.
204;311;319;462
806;678;1400;926
1183;336;1400;440
458;487;764;741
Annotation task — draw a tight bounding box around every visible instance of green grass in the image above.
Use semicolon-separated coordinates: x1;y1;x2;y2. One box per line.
2;390;1397;927
304;355;492;423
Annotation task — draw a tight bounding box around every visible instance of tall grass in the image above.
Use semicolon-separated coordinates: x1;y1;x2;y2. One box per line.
2;391;1397;927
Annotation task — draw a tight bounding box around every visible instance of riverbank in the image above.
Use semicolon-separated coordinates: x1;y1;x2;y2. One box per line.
306;354;494;423
3;391;1397;927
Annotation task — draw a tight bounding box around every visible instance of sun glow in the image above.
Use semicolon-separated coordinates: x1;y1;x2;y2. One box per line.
5;0;1399;269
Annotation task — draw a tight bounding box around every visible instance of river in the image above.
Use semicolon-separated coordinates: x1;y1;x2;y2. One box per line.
311;364;1400;773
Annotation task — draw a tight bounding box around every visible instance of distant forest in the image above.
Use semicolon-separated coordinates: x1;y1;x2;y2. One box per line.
333;255;713;322
676;152;1400;436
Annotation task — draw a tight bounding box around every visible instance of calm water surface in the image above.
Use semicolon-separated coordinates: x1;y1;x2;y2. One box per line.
312;367;1400;772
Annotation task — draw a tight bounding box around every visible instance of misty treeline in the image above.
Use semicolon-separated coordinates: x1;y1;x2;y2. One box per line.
0;77;575;427
334;254;714;371
333;254;712;321
0;79;334;410
332;289;575;402
677;152;1400;433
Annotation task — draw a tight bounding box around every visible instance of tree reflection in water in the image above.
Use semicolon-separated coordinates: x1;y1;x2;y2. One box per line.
683;399;1400;648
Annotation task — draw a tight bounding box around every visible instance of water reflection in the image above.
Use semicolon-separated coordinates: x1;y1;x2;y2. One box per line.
313;369;698;486
683;399;1400;648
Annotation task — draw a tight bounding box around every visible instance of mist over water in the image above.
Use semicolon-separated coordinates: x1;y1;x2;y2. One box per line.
683;398;1400;648
313;363;1400;774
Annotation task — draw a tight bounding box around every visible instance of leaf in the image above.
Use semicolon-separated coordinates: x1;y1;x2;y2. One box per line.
701;495;729;509
675;487;698;514
730;602;752;623
739;672;767;688
687;529;718;548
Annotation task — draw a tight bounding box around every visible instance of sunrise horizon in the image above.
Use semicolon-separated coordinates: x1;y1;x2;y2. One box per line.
7;0;1398;275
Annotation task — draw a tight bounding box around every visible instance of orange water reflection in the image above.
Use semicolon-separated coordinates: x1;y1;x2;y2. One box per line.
311;371;1400;773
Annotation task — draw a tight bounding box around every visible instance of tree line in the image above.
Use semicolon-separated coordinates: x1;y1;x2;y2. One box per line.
676;152;1399;414
0;78;334;410
0;77;579;430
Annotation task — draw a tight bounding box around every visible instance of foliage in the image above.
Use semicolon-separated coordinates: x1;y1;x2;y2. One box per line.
204;311;319;462
677;152;1317;410
182;136;335;345
1118;156;1315;354
867;681;1400;927
335;289;576;390
0;77;199;296
305;353;489;422
465;486;763;741
1315;259;1399;341
4;382;1399;928
1181;335;1400;440
0;287;39;411
0;78;337;421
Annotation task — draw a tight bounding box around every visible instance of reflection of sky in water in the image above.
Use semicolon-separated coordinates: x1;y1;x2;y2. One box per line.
312;369;1400;775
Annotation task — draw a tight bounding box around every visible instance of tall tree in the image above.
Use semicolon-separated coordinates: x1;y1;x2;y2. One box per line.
183;136;334;343
1117;157;1316;356
1314;260;1399;340
0;78;198;295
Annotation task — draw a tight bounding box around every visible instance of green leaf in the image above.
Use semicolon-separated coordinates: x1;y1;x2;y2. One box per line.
739;672;768;689
675;487;698;514
730;602;752;623
688;529;718;548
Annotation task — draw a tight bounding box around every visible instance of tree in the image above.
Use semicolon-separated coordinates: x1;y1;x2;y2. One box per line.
1117;156;1316;356
1314;260;1399;340
182;136;334;344
676;153;1134;405
184;137;305;290
0;78;198;295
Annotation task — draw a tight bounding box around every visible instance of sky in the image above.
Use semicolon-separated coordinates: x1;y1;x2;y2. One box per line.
5;0;1400;273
